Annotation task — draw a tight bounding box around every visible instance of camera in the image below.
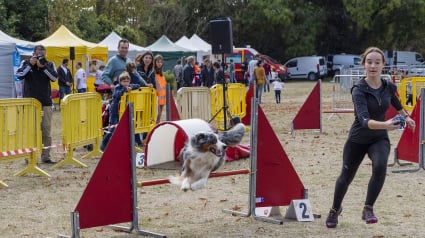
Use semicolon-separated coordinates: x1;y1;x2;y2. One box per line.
36;55;48;65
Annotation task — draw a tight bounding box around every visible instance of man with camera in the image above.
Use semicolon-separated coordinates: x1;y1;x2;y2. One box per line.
16;44;58;164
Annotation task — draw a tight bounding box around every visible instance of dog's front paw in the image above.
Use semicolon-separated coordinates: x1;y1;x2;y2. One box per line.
181;179;191;192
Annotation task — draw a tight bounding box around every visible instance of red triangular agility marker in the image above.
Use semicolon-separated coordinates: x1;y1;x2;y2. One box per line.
292;81;321;130
169;94;181;121
241;84;253;125
396;97;420;163
75;106;133;229
256;105;305;206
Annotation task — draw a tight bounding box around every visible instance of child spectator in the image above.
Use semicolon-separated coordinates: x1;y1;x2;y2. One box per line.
125;61;152;87
273;77;284;104
154;54;166;123
100;72;141;151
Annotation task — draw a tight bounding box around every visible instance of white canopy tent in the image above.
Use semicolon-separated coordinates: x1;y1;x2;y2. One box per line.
0;29;35;56
0;30;36;98
175;35;207;63
188;34;212;63
189;34;211;52
99;32;148;61
0;39;18;98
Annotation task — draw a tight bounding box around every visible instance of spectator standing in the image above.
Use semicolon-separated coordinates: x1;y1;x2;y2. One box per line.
248;54;260;84
272;78;284;104
102;39;132;90
254;60;266;103
16;44;58;164
135;51;156;143
172;59;183;90
75;62;87;93
154;55;167;123
182;56;195;87
263;61;271;92
125;61;152;147
201;59;215;87
229;59;236;83
57;58;73;100
213;62;226;85
135;51;156;88
94;65;105;89
194;61;202;86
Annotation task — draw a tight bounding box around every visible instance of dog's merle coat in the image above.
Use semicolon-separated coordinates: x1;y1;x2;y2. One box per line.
169;123;246;191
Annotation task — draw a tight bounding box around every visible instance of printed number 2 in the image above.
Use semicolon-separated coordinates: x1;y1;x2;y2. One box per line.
299;202;310;219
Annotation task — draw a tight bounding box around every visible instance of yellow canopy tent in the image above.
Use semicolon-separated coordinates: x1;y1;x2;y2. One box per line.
36;25;108;95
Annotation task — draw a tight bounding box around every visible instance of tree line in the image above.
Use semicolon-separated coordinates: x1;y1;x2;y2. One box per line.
1;0;424;63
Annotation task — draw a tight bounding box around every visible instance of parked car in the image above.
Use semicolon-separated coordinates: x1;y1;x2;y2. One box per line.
409;65;425;76
283;56;327;80
327;54;361;76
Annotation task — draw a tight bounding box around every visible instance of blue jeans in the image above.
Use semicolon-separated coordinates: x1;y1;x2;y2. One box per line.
100;115;118;151
256;84;264;103
230;72;236;83
264;75;270;92
59;86;71;99
78;88;87;93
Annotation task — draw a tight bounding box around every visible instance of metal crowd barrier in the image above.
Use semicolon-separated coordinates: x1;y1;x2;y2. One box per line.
329;74;392;115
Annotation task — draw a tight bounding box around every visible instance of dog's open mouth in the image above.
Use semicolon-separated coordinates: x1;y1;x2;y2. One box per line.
209;147;223;157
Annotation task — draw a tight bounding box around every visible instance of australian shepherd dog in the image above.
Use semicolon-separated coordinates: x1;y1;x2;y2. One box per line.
169;123;246;191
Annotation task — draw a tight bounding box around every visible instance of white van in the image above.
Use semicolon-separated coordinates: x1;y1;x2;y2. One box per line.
327;54;361;76
283;56;327;80
384;51;424;66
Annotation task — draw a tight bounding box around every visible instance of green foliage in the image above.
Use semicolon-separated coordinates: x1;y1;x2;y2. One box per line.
3;0;49;40
164;70;176;90
116;25;141;45
2;0;425;61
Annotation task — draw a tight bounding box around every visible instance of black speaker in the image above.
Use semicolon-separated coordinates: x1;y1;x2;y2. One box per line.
70;47;75;60
209;17;233;54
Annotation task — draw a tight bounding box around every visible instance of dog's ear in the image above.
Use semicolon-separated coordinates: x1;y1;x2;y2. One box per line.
191;133;207;148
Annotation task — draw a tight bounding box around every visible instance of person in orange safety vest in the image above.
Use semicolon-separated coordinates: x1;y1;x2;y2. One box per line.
154;54;167;123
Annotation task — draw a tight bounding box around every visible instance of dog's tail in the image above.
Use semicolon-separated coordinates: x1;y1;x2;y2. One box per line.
219;123;246;146
168;175;184;186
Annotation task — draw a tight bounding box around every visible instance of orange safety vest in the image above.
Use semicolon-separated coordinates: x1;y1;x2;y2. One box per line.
156;73;167;105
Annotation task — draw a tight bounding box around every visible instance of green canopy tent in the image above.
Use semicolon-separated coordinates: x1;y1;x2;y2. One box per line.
146;35;196;71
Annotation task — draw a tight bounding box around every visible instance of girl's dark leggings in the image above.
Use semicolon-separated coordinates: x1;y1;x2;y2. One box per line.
331;139;390;210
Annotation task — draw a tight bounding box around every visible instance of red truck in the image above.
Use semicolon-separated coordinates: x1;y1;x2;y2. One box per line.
223;47;289;83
